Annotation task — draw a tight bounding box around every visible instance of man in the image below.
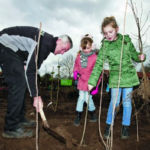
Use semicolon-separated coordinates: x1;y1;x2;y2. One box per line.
0;26;73;138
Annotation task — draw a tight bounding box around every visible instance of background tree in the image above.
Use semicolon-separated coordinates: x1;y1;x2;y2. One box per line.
60;54;75;79
40;73;51;86
40;66;51;87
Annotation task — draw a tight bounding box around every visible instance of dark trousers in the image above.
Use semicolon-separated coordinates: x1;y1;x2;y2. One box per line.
0;44;27;131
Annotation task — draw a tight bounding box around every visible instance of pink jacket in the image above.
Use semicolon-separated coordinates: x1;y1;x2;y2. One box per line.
73;52;97;91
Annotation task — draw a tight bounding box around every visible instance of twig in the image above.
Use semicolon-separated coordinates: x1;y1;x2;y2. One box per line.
142;34;148;47
143;47;150;53
141;25;150;37
132;99;139;142
131;32;138;37
55;60;60;112
49;67;55;111
141;11;150;31
98;41;107;149
139;2;143;27
134;3;138;16
35;22;42;150
130;0;143;53
132;102;145;117
80;92;90;146
109;1;128;150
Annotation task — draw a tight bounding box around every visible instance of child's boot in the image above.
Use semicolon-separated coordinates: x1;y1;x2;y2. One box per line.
103;123;111;139
73;111;82;126
121;125;130;139
89;110;98;122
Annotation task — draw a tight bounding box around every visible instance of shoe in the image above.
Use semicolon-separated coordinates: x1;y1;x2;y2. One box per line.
2;127;34;138
89;111;98;122
121;125;129;139
73;111;82;126
20;118;36;127
103;124;111;139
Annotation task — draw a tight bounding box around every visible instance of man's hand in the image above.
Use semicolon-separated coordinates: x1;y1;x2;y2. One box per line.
33;96;43;112
138;54;145;61
24;66;26;70
88;84;94;91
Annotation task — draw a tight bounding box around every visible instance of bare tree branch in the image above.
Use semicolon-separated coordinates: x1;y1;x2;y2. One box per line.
141;11;150;31
131;32;138;37
143;47;150;53
135;3;138;16
129;0;150;128
60;54;75;78
130;0;143;53
142;34;147;46
141;25;150;37
139;2;143;27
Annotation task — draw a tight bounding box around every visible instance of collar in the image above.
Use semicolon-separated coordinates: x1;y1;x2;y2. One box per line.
101;33;122;43
53;37;58;50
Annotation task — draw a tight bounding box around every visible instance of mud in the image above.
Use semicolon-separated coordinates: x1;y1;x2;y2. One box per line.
0;88;150;150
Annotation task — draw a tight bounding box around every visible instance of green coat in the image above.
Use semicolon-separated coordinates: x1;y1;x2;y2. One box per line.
88;33;145;88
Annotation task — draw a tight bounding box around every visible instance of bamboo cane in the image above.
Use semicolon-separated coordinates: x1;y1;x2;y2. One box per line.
101;1;129;149
34;23;77;148
35;22;42;150
80;91;90;146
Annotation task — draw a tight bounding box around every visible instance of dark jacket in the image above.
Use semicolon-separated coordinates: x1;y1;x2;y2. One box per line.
0;26;58;97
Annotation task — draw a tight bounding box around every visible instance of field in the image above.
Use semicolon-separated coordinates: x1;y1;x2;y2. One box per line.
0;87;150;150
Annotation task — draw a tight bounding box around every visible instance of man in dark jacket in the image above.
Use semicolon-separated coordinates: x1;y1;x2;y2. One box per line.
0;26;73;138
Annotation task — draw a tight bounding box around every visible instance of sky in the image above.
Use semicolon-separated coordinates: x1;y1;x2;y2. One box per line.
0;0;150;75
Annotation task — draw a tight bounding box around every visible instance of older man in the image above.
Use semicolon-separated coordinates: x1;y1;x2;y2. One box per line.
0;26;73;138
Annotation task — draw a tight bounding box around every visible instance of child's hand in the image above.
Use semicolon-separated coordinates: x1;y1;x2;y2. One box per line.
88;84;94;91
91;86;98;95
73;71;80;80
138;54;145;61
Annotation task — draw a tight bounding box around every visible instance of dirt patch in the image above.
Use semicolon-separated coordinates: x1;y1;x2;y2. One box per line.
0;89;150;150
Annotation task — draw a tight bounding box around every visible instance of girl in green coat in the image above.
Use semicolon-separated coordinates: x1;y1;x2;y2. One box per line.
88;16;146;139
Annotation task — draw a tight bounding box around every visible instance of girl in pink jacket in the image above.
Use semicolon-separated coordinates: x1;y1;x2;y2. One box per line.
73;34;98;126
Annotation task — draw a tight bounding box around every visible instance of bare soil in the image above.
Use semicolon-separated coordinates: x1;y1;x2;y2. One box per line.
0;87;150;150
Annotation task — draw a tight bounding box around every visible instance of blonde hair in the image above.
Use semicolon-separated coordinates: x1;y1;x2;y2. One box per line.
101;16;118;33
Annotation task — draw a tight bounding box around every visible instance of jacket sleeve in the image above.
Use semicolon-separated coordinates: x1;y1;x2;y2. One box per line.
26;49;38;97
73;55;80;73
88;46;104;87
125;35;146;62
26;44;49;97
129;42;146;62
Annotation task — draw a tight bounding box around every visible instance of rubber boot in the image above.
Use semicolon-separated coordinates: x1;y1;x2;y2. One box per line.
73;111;82;126
121;125;130;139
89;111;98;122
103;123;111;139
